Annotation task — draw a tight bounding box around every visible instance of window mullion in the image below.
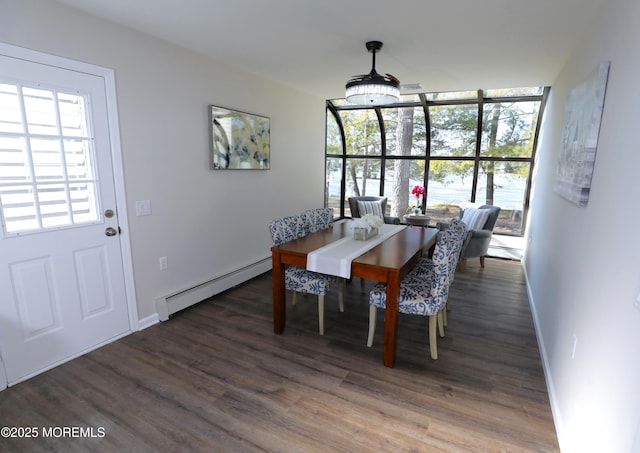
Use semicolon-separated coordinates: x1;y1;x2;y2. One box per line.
470;89;484;203
422;94;431;213
52;90;74;225
17;85;43;230
376;107;386;197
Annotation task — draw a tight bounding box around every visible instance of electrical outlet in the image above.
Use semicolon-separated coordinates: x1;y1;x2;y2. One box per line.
159;256;168;271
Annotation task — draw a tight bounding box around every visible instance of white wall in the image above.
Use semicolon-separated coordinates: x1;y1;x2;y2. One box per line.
525;0;640;450
0;0;326;321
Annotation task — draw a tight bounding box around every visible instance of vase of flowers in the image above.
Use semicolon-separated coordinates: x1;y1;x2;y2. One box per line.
411;185;425;215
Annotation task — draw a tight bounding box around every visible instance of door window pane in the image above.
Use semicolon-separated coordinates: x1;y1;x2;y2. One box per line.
0;83;22;133
0;83;99;235
23;87;58;136
58;92;89;137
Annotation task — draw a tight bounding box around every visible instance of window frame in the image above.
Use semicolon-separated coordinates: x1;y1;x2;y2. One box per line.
325;87;550;237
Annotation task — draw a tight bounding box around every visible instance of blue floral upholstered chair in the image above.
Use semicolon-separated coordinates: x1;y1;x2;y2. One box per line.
300;207;334;234
411;219;467;278
366;235;458;360
408;219;467;330
269;215;343;335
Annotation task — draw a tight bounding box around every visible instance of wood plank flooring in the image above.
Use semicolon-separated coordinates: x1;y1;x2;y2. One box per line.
0;258;559;452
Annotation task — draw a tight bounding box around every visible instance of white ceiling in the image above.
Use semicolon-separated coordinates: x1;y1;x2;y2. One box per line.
54;0;606;100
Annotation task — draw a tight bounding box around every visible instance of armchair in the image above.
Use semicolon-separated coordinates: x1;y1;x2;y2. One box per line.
348;196;400;225
438;205;501;272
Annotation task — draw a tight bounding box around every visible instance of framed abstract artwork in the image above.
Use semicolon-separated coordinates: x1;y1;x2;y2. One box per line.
554;62;609;206
208;105;270;170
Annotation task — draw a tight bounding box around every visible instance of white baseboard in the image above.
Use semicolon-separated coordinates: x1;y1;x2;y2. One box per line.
155;257;271;321
0;352;7;391
137;313;159;330
521;260;565;450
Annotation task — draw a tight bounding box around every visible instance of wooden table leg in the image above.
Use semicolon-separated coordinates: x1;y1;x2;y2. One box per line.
271;249;286;334
383;272;400;367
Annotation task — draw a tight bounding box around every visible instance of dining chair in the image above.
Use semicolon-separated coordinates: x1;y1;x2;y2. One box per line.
300;207;349;306
410;219;467;279
300;207;334;234
409;219;467;328
269;215;343;335
366;237;456;360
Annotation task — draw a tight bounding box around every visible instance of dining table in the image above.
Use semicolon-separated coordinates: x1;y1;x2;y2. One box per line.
271;220;438;368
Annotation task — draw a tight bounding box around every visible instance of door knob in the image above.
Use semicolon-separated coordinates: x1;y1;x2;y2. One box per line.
105;227;118;237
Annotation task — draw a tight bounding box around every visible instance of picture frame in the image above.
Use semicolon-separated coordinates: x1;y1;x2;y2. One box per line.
209;105;270;170
554;62;609;206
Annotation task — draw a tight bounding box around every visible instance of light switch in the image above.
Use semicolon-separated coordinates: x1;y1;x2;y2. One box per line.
136;200;151;216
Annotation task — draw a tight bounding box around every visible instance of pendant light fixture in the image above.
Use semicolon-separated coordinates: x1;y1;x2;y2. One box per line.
345;41;400;106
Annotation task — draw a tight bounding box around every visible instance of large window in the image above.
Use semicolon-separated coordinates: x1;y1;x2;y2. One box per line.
325;87;549;236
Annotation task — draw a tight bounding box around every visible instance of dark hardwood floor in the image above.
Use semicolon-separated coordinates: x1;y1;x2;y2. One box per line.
0;258;559;452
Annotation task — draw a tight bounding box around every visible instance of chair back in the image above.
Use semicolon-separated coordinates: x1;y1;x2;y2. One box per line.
460;205;501;231
269;215;306;246
441;218;467;244
443;219;467;281
428;239;455;308
300;208;333;234
477;205;501;231
348;196;388;219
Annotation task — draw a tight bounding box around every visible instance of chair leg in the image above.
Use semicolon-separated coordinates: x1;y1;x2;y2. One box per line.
437;311;445;338
367;306;377;347
442;304;448;327
459;258;467;272
292;291;298;306
429;315;438;360
360;278;366;294
318;294;325;335
338;279;345;312
480;256;485;268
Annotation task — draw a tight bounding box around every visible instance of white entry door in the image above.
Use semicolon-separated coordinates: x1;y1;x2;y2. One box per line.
0;52;131;385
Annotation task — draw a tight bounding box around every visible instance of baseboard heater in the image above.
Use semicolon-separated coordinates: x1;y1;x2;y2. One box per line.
155;256;272;321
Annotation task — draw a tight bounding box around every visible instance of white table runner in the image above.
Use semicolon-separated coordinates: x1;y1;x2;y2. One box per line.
307;222;406;278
